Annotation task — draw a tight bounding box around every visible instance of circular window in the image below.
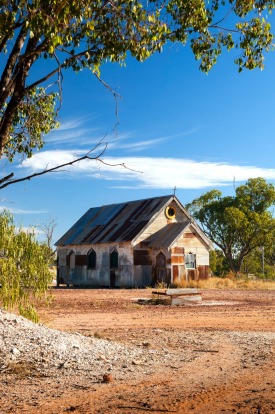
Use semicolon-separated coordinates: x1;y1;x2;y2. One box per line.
165;206;176;219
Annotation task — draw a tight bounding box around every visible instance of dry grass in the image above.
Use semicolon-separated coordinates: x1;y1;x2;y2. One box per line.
173;277;275;290
1;361;39;378
93;331;106;339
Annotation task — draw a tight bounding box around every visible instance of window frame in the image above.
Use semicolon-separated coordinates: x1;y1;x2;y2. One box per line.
185;252;196;269
87;249;96;269
110;249;118;269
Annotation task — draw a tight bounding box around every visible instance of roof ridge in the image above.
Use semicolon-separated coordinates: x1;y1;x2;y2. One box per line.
98;194;174;209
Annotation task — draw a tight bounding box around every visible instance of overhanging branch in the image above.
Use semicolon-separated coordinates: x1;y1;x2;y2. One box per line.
0;141;142;190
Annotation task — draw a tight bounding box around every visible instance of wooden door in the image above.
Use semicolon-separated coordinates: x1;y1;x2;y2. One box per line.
156;252;167;284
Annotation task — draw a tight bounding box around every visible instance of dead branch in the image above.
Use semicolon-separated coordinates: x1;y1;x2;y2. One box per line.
0;140;142;190
94;73;121;119
0;172;14;185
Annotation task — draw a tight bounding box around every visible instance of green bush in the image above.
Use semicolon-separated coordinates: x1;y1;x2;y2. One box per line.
0;211;52;321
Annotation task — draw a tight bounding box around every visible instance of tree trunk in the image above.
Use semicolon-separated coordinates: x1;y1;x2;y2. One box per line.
225;252;242;274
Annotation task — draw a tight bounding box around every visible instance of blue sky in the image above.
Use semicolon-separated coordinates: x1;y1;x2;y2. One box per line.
2;37;275;244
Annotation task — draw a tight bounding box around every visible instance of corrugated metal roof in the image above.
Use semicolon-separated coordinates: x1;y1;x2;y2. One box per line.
146;222;190;249
55;195;173;246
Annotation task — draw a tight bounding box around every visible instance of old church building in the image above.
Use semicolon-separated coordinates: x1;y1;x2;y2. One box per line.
55;195;212;288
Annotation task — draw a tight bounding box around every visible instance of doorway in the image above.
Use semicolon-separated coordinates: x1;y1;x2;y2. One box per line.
110;249;118;288
156;251;167;284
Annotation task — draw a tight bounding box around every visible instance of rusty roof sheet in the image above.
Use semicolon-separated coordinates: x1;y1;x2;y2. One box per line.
55;195;173;246
146;221;190;249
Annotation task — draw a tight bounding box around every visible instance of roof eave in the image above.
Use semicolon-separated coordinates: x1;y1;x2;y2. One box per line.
189;222;213;249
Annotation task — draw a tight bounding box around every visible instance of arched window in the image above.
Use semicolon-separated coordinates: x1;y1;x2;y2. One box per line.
87;249;96;269
110;249;118;269
68;251;75;270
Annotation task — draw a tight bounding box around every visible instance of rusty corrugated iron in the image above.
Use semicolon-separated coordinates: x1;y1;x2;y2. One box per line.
146;221;190;249
55;195;173;246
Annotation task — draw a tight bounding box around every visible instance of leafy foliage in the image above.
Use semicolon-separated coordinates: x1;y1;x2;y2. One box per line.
209;249;230;276
0;1;275;165
241;245;275;279
187;178;275;273
0;212;52;321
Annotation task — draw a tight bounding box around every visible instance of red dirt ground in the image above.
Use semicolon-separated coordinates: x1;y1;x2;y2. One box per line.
2;288;275;413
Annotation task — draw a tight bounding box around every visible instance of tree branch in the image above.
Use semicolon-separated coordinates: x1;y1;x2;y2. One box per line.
26;47;98;92
0;172;14;185
0;141;142;190
0;26;27;107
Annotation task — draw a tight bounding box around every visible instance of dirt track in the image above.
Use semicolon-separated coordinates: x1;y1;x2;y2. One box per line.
1;288;275;413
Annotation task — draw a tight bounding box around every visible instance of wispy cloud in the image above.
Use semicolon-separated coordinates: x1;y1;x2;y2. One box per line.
56;115;95;131
45;115;102;146
0;206;47;214
47;128;94;144
43;119;200;154
17;150;275;189
181;127;200;136
118;137;168;152
106;131;197;153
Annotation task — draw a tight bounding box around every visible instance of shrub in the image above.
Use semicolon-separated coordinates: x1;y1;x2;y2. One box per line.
0;212;52;321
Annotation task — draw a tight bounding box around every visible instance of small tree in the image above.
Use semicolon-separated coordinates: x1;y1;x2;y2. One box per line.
37;217;57;250
187;178;275;274
241;247;275;279
0;211;52;321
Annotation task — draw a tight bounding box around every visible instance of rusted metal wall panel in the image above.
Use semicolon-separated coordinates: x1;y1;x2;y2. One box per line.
171;256;184;264
187;269;197;280
57;242;136;287
198;265;209;280
172;247;185;254
133;266;152;287
183;233;195;238
173;265;179;280
133;250;152;265
57;266;68;285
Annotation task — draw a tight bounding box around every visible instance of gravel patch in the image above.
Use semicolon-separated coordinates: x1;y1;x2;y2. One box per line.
0;309;165;382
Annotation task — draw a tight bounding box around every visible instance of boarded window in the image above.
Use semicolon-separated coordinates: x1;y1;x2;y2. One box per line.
87;250;96;269
134;250;152;266
110;249;118;269
75;255;87;266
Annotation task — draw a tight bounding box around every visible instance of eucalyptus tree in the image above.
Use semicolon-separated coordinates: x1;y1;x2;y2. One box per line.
0;1;275;188
0;212;52;321
186;178;275;273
